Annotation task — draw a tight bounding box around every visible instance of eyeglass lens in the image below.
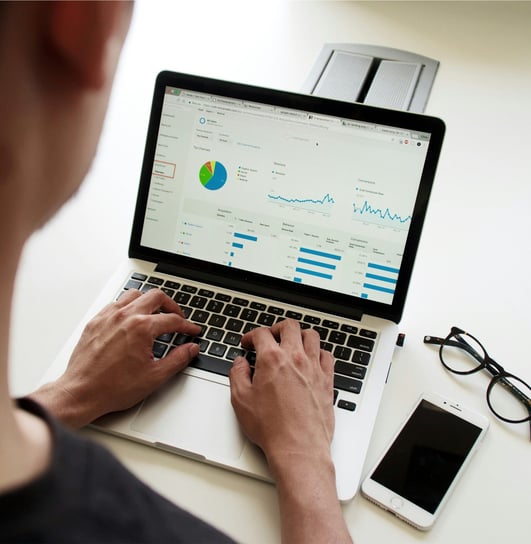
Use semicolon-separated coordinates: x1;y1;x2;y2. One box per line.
442;332;530;423
441;332;486;374
488;375;531;423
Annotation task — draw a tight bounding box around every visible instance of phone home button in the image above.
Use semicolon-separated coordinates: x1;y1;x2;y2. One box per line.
390;497;404;510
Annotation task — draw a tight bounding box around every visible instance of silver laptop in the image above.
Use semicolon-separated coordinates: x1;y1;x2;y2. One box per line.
42;71;445;501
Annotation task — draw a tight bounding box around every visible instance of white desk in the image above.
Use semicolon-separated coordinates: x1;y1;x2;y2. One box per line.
10;2;530;542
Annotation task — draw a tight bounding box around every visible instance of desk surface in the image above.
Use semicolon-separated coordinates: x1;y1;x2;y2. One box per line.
10;2;530;542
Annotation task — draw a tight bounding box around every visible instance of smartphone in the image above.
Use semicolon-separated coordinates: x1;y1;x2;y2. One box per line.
361;392;488;530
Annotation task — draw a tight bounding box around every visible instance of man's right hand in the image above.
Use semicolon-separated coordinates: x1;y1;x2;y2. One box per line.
229;319;352;544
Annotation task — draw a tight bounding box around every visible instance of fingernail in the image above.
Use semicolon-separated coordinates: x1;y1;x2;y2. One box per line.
189;343;200;358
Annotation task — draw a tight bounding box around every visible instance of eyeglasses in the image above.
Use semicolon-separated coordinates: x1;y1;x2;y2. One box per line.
424;327;531;437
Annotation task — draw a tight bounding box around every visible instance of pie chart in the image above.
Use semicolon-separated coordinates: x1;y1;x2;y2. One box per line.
199;160;227;190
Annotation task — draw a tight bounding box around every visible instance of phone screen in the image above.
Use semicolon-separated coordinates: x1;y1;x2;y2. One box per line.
370;399;483;514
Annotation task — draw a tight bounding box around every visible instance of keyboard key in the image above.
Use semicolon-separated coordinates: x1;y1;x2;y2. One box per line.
286;310;303;320
322;319;339;329
303;315;320;325
257;313;275;326
268;305;284;316
131;272;147;281
232;297;249;306
240;308;258;322
338;400;357;411
161;287;175;298
152;342;168;359
192;338;209;352
156;332;174;343
334;375;363;394
333;346;352;361
124;279;142;290
227;347;245;361
223;304;241;317
180;306;192;318
198;288;214;298
174;292;191;305
190;309;209;323
173;333;192;345
224;332;242;346
206;328;224;341
243;322;259;333
321;341;333;352
190;295;207;308
360;328;377;339
347;335;375;352
181;285;197;293
352;350;371;365
335;361;367;380
141;284;158;293
208;314;227;327
313;326;328;341
250;301;266;311
341;324;358;335
208;343;227;358
164;280;180;290
148;276;164;286
215;293;231;302
206;300;224;313
329;331;347;345
226;318;244;332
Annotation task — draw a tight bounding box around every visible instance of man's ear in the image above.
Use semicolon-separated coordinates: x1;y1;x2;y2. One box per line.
47;1;126;89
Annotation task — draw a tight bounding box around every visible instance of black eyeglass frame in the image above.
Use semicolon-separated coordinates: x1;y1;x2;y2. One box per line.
424;326;531;427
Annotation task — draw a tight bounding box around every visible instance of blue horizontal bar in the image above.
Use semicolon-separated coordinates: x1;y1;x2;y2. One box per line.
232;242;244;249
365;273;397;285
297;257;336;270
234;232;258;242
368;262;399;274
300;247;342;261
363;283;395;294
361;293;368;299
296;267;333;280
294;277;302;283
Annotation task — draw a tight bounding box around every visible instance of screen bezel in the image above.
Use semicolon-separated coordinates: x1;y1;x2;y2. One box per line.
129;71;445;323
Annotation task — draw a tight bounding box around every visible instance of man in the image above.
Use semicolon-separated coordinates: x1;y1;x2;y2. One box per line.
0;2;351;543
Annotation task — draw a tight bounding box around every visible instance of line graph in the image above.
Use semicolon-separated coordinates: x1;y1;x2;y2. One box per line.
352;200;411;227
267;192;335;205
267;192;335;214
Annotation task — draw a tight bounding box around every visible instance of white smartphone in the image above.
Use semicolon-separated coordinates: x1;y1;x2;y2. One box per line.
361;392;489;530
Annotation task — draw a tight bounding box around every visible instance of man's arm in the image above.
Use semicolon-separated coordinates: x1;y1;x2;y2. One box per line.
30;288;200;428
229;320;352;544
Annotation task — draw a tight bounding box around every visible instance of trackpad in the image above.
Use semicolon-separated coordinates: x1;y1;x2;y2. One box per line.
131;373;245;461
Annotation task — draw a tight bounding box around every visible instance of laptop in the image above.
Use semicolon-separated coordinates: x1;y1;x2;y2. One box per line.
42;71;445;501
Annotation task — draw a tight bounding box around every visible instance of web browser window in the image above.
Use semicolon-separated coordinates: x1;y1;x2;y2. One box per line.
140;86;430;305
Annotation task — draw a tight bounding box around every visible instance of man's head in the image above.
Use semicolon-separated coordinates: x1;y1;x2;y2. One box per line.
0;1;132;243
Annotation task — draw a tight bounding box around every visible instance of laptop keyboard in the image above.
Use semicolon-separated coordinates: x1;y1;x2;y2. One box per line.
121;272;379;412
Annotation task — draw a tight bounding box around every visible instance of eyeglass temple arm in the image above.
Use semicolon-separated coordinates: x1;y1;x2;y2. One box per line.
424;334;484;364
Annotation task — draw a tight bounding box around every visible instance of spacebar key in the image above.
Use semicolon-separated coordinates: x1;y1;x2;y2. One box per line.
190;353;233;377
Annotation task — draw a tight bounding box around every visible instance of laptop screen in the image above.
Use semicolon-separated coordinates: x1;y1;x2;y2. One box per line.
132;72;444;323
